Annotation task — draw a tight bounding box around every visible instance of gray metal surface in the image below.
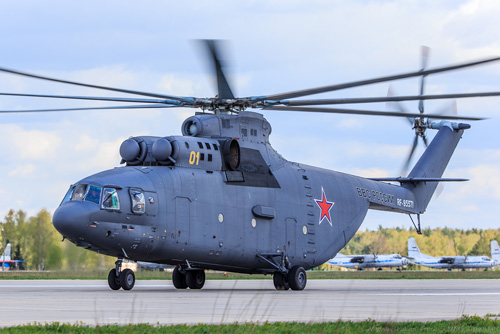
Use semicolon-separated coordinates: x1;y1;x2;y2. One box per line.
0;279;499;326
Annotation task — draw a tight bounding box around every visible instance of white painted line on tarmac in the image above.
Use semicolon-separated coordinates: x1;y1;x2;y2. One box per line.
373;292;500;296
0;284;169;288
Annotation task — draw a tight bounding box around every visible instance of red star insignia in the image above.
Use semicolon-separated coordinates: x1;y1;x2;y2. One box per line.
315;187;335;226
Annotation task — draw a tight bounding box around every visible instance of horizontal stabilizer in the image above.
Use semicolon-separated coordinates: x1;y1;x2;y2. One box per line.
369;177;468;183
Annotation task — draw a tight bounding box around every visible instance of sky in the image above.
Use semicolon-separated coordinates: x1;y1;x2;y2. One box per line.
0;0;499;230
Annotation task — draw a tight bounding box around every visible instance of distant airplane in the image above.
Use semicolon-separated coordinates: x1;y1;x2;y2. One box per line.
0;243;24;269
326;253;409;270
137;261;172;271
407;237;500;270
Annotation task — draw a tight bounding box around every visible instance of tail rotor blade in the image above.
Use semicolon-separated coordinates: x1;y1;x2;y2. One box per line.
402;135;419;175
422;134;429;147
387;85;414;126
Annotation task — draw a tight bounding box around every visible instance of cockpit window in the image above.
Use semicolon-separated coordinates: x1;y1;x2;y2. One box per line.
84;185;102;205
130;189;145;214
61;186;75;205
71;184;88;201
102;188;120;210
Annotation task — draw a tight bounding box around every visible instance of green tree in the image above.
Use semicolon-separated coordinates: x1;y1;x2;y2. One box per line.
27;209;59;270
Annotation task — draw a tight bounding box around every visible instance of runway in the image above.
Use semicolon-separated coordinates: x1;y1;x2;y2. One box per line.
0;279;499;326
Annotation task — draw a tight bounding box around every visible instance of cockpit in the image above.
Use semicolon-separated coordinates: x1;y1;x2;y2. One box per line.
61;184;140;212
60;182;155;218
62;184;120;209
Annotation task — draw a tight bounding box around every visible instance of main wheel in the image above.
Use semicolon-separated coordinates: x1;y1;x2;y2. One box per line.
120;268;135;290
185;270;205;289
273;272;290;290
108;268;121;290
287;266;307;291
172;266;188;289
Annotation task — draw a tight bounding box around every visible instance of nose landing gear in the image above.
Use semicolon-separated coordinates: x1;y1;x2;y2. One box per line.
107;259;136;291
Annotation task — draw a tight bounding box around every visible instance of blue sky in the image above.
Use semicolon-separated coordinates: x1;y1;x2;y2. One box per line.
0;0;499;230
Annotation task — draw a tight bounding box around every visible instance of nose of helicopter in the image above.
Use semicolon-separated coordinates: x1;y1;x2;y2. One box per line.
53;202;93;240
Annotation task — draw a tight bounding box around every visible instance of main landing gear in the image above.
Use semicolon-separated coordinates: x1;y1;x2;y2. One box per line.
172;266;206;289
108;259;136;291
273;265;307;291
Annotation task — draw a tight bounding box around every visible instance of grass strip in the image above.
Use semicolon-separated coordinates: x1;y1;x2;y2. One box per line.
1;316;500;333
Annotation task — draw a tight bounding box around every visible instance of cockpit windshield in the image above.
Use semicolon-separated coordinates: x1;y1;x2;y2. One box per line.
71;184;88;201
85;185;102;204
66;184;102;205
61;186;75;205
62;183;119;209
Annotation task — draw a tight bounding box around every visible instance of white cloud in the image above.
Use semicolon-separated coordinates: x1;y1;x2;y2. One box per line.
8;164;36;178
352;168;390;178
0;124;61;161
158;74;199;97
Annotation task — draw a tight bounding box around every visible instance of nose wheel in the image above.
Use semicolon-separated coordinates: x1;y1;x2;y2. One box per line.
107;259;136;291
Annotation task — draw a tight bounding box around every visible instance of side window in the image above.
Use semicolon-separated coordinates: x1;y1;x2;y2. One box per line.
84;185;102;205
102;188;120;210
130;189;145;214
71;184;88;201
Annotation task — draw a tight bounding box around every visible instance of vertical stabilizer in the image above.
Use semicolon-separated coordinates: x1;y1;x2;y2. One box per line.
1;243;11;262
408;237;423;258
404;124;465;213
491;240;500;262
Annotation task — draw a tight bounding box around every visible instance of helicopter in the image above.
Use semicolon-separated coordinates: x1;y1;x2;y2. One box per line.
1;41;500;291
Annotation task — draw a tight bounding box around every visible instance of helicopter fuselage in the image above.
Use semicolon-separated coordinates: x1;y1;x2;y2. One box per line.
53;110;463;280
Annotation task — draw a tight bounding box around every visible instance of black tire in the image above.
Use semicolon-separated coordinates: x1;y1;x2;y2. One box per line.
172;266;188;289
108;268;121;290
186;270;205;289
273;272;290;291
120;268;135;290
287;266;307;291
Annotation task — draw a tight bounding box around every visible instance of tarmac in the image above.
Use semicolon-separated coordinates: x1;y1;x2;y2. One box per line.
0;279;499;326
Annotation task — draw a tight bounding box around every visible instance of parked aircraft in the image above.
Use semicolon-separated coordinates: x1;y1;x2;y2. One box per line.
326;253;409;270
0;243;24;270
407;238;500;270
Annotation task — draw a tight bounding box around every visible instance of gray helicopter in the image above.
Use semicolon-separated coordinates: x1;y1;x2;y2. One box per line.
1;41;499;291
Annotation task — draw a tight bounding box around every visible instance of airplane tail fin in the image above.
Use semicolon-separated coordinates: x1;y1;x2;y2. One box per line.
491;240;500;262
407;237;423;258
1;243;11;262
403;123;467;213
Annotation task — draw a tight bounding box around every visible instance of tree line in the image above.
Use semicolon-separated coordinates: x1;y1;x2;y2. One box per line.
342;225;500;258
0;209;114;271
1;209;499;271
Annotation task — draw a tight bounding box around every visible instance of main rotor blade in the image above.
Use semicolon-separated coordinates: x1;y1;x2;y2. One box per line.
0;92;180;104
264;105;484;120
0;67;193;102
279;91;500;106
203;40;235;100
262;56;500;101
0;104;184;114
